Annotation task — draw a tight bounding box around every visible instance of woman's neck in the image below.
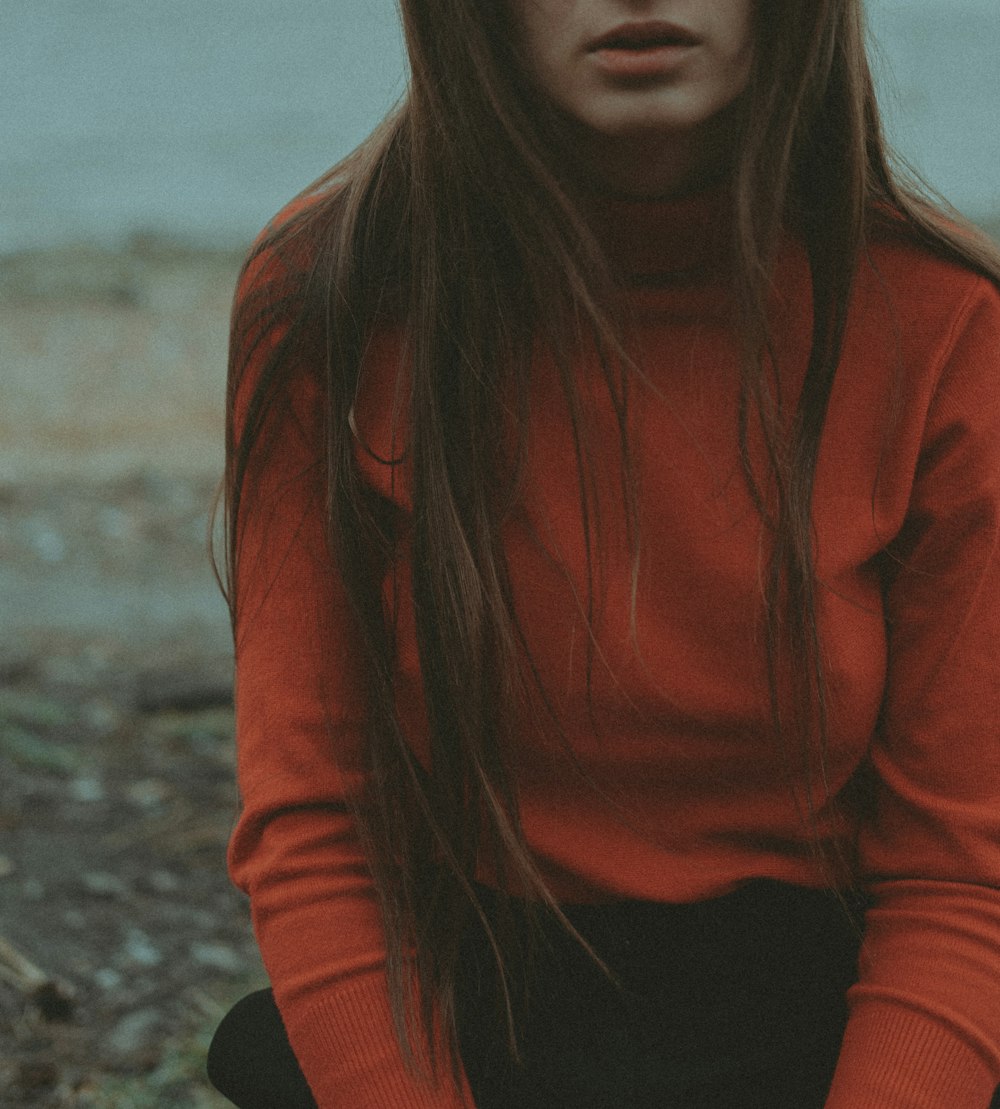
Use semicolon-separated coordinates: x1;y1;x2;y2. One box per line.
564;101;742;200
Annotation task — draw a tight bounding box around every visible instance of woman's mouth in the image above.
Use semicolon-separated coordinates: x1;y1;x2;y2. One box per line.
587;21;701;79
590;21;700;50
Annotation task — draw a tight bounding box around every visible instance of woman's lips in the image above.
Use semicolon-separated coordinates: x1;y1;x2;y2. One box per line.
587;21;701;79
588;20;701;51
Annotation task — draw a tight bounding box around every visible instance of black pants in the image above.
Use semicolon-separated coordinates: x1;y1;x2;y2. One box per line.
206;880;992;1108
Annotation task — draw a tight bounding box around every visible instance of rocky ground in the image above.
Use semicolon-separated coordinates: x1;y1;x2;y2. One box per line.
0;245;265;1107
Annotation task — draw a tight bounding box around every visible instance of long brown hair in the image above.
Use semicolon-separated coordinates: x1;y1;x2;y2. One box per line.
221;0;1000;1087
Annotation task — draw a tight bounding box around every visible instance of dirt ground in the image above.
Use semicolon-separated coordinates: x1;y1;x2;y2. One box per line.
0;244;265;1107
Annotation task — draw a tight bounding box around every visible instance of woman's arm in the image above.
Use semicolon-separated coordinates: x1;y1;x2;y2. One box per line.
225;235;473;1108
826;276;1000;1108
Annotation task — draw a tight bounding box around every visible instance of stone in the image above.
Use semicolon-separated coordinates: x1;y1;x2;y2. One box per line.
81;871;129;898
69;777;106;803
93;967;123;992
107;1007;160;1056
146;869;180;894
121;927;162;968
124;778;168;808
189;942;243;974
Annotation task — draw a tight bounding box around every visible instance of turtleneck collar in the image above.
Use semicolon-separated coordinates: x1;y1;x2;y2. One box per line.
583;181;734;288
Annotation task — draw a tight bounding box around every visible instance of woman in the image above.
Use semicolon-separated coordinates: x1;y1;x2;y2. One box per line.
208;1;1000;1106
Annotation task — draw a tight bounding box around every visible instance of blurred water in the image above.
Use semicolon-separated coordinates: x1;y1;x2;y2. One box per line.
866;0;1000;223
3;0;999;255
2;0;405;254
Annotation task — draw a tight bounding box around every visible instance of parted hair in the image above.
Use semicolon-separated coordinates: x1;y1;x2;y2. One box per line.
221;0;1000;1087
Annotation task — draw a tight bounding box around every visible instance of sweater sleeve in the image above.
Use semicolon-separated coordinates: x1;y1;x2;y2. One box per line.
826;277;1000;1108
224;237;473;1108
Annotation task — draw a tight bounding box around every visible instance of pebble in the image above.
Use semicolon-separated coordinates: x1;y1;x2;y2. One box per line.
147;868;180;894
0;853;15;878
69;776;106;803
189;941;243;974
122;926;162;968
107;1007;160;1055
97;505;133;540
80;699;121;735
124;778;169;808
93;967;123;991
25;518;67;564
81;871;129;898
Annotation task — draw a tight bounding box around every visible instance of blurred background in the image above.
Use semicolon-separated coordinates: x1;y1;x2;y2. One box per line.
0;1;998;1105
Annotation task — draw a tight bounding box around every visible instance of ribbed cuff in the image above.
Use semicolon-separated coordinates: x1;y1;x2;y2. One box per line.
825;996;998;1108
285;974;474;1109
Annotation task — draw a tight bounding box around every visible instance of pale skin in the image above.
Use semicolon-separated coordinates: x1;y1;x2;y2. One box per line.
510;0;755;197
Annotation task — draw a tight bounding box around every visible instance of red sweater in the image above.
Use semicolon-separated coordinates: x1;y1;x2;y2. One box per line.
227;189;1000;1108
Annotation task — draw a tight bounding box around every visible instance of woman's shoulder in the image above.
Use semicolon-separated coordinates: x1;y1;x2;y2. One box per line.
862;201;1000;308
235;187;339;309
235;178;405;330
849;207;1000;375
227;189;341;437
847;207;1000;417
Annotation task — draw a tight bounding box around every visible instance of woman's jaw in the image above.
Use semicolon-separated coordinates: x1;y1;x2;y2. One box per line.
510;0;754;198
